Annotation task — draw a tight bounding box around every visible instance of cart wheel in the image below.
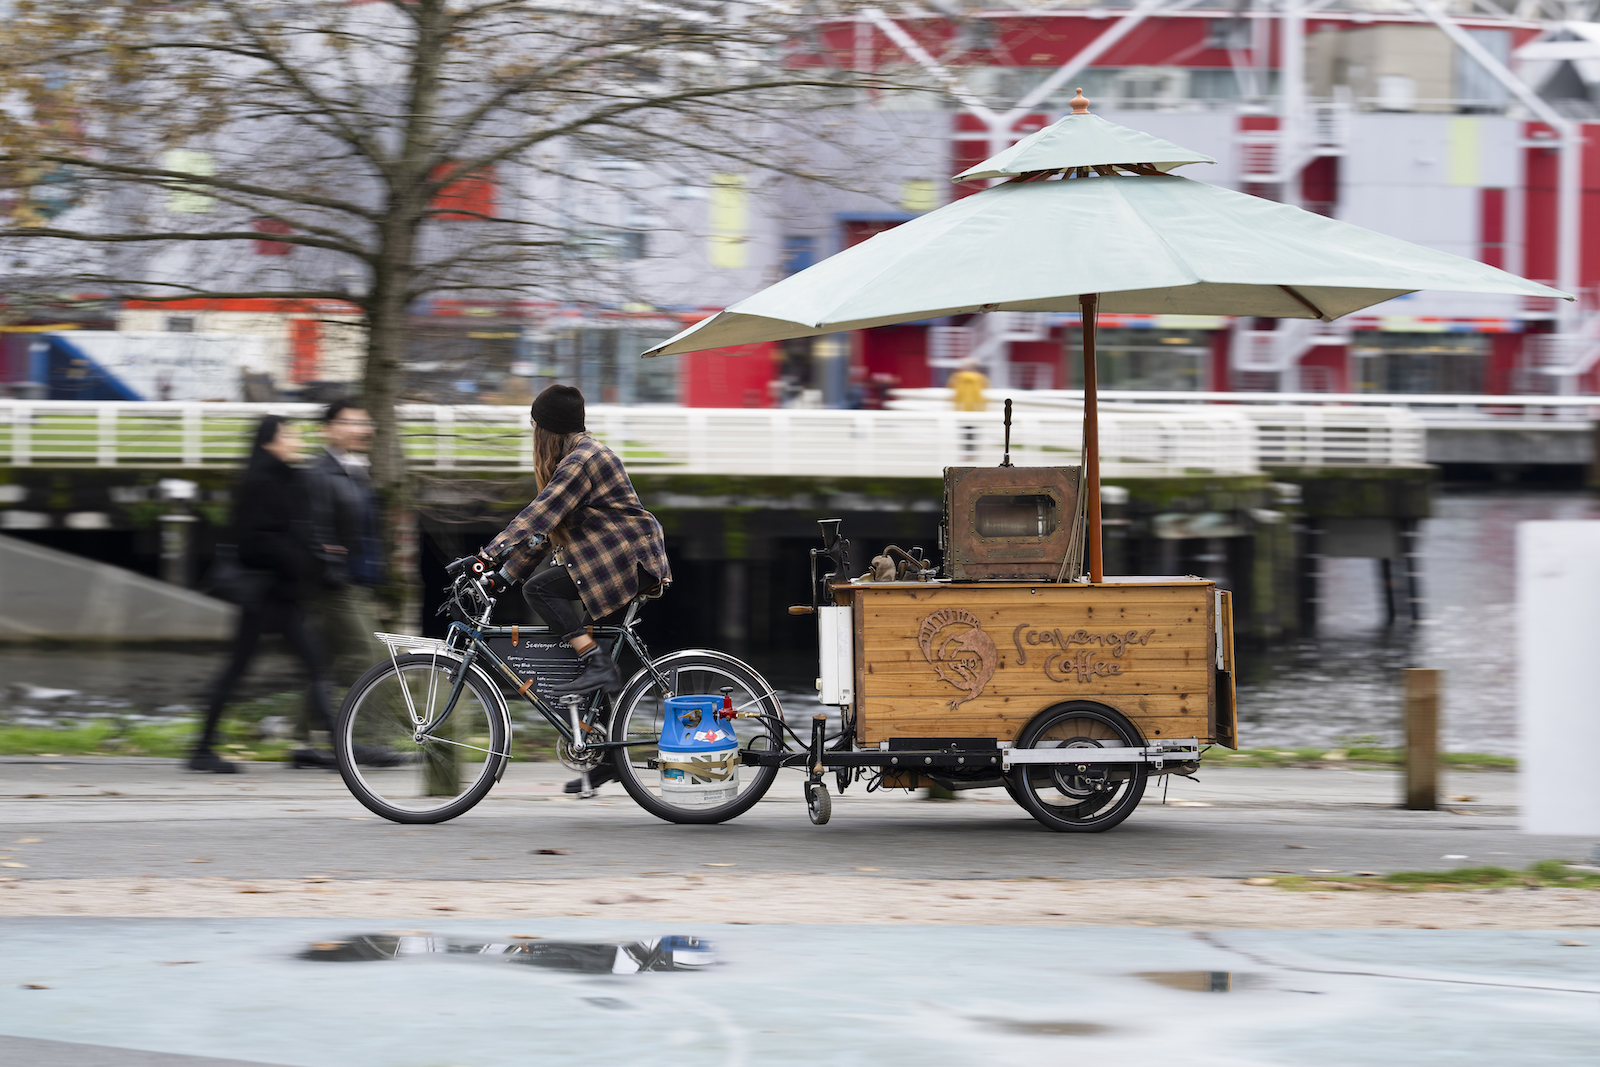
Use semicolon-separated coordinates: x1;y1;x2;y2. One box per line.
806;781;832;825
1009;702;1148;833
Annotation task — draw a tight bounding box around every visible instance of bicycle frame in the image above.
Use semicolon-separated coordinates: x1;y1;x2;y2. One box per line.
408;593;673;756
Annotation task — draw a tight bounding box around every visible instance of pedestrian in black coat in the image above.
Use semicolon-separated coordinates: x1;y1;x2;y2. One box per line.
190;416;335;773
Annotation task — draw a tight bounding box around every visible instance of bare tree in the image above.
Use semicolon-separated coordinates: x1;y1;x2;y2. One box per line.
0;0;873;624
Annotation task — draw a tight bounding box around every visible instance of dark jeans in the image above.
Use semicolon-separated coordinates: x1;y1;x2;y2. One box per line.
522;563;586;641
199;601;335;753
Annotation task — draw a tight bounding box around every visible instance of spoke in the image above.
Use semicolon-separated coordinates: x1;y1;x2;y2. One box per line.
423;736;509;760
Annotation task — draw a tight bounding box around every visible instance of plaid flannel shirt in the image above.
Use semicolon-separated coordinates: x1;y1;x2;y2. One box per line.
485;435;670;620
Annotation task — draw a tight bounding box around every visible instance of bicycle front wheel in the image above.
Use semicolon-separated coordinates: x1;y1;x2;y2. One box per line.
611;649;784;825
335;653;508;824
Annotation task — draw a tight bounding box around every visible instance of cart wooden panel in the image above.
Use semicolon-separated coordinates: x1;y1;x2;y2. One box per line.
842;579;1218;745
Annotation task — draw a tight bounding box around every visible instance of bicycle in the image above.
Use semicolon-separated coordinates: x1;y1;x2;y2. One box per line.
332;544;787;825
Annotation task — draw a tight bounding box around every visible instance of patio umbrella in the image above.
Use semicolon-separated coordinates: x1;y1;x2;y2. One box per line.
643;91;1570;582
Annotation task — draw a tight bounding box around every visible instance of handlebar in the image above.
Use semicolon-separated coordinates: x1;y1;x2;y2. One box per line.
445;536;543;579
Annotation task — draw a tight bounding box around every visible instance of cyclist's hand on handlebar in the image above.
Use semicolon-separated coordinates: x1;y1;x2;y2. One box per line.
481;568;513;595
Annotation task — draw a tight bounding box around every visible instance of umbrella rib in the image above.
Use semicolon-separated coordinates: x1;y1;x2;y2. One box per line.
1279;284;1330;321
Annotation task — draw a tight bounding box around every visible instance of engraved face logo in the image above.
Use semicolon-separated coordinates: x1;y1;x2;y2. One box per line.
917;608;998;709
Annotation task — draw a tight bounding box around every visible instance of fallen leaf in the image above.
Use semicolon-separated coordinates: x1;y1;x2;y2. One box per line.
186;859;210;864
161;961;199;966
1417;924;1442;930
1355;871;1381;877
510;934;543;940
1244;878;1277;886
431;905;457;911
854;866;880;871
1285;844;1309;849
2;863;29;869
532;848;568;855
1559;940;1588;947
703;862;735;867
1131;920;1156;926
23;983;49;990
14;838;42;844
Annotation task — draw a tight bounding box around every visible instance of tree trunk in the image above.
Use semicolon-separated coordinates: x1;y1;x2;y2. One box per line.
364;227;420;634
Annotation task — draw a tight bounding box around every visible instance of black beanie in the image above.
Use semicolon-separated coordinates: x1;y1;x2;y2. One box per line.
529;383;585;434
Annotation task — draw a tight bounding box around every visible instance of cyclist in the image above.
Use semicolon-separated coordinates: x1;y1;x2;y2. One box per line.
474;383;671;701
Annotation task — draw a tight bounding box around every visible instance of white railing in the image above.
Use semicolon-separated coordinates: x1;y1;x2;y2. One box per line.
891;389;1600;423
0;400;1260;478
889;390;1430;466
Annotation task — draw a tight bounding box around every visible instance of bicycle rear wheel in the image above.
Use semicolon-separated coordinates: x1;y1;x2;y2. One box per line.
335;653;508;824
611;649;784;825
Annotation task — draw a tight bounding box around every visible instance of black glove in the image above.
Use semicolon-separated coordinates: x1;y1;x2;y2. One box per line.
482;568;513;595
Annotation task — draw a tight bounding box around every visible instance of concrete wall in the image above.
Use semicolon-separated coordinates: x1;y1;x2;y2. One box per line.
0;533;236;640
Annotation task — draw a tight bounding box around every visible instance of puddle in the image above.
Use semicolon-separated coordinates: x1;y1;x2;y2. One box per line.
299;933;713;974
1137;970;1260;992
975;1018;1109;1036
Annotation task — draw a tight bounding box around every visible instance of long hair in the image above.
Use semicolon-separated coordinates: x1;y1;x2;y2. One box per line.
246;415;289;473
533;425;584;543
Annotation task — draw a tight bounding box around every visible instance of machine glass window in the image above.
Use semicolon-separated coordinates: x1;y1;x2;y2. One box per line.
975;494;1058;539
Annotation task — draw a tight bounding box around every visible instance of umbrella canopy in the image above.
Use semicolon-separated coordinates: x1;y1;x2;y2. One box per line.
644;115;1567;358
951;110;1215;182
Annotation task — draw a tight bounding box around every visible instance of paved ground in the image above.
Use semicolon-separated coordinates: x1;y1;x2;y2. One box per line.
4;758;1595;1065
0;757;1586;883
2;920;1598;1066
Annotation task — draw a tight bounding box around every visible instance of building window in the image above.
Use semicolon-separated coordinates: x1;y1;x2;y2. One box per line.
1353;332;1487;394
166;317;195;333
1065;327;1211;391
780;236;817;275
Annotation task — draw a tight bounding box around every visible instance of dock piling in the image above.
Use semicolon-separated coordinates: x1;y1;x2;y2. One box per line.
1404;668;1441;811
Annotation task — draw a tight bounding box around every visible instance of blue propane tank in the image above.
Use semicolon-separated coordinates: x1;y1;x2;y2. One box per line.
658;695;740;808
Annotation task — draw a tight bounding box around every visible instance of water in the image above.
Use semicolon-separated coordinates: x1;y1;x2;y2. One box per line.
1233;490;1600;755
3;491;1594;753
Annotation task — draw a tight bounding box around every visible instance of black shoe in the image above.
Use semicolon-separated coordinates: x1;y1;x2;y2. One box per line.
551;650;621;698
188;751;238;774
353;743;410;768
290;748;337;770
563;764;616;794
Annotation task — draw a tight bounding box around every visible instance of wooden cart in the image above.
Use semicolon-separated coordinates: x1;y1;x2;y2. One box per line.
767;570;1238;832
756;324;1240;832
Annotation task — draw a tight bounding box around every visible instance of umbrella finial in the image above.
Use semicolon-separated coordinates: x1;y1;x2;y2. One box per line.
1070;87;1090;115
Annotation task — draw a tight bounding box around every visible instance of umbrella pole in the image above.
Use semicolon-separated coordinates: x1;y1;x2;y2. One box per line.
1080;292;1103;583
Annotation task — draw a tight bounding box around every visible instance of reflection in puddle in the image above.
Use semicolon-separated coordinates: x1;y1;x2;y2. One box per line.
975;1018;1109;1036
1138;971;1258;992
300;933;713;974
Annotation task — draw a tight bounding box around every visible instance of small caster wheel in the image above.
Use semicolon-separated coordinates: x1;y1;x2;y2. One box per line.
805;781;832;825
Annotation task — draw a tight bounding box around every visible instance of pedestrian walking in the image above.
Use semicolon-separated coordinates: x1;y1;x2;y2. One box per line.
470;383;672;792
189;416;337;774
305;399;385;690
947;357;988;412
947;357;989;458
